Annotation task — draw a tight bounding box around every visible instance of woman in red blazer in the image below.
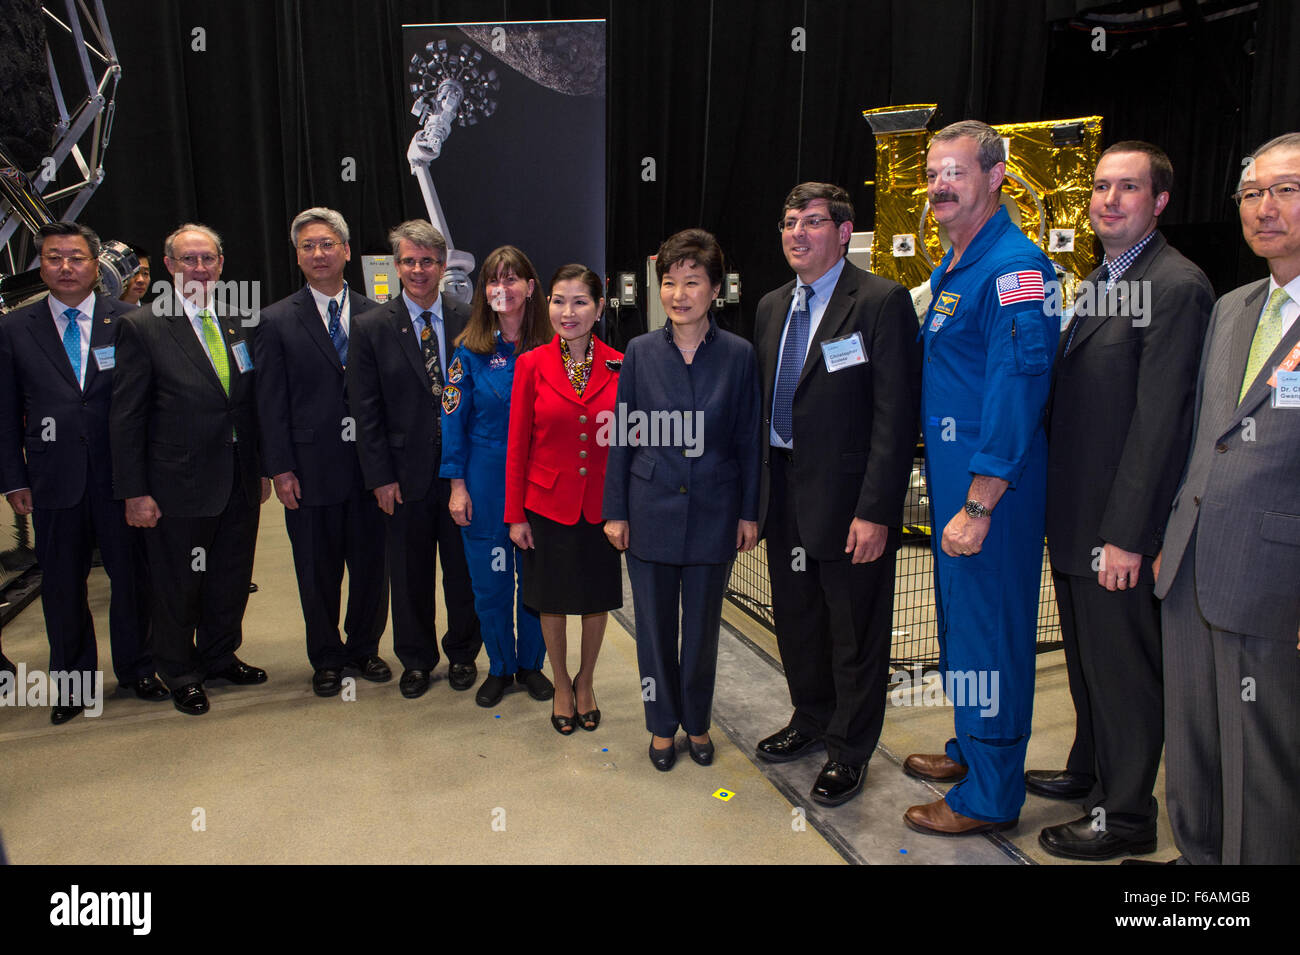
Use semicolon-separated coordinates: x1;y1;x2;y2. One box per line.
506;264;623;735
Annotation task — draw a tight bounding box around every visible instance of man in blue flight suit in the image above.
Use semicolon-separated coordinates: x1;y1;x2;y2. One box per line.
903;121;1057;836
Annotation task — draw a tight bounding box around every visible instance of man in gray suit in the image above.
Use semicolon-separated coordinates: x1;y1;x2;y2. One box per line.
1155;132;1300;865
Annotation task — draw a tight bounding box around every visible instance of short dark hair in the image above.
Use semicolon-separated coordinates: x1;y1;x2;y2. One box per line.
931;120;1006;173
655;228;725;287
782;182;854;226
458;245;550;355
37;220;100;259
1101;140;1174;198
548;263;603;303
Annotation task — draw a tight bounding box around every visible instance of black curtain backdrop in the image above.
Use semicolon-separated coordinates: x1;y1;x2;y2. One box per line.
77;0;1294;346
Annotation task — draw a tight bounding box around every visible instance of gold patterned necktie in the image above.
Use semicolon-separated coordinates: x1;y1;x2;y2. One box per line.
200;308;230;394
1239;287;1289;403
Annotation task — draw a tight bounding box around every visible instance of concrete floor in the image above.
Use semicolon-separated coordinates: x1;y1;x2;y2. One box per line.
0;505;1175;865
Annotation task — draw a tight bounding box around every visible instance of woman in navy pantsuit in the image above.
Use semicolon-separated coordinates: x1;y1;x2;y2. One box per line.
603;230;762;771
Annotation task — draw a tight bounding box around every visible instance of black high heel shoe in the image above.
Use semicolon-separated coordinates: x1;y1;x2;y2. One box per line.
550;687;578;735
687;735;715;766
573;679;600;731
649;737;677;771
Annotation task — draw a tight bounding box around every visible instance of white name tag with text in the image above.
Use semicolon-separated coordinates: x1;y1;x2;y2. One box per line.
1273;369;1300;408
231;341;254;374
820;331;868;372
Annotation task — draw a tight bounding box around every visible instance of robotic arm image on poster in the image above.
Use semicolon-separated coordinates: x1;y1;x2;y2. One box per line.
407;40;499;305
400;21;606;309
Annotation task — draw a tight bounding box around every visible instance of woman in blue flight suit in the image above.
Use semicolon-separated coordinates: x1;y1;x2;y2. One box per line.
603;229;762;771
440;246;554;708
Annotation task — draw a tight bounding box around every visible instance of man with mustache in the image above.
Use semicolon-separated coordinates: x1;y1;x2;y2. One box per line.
903;121;1057;836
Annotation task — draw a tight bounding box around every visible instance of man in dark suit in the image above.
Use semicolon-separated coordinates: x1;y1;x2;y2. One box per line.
111;223;270;715
1031;142;1213;860
255;208;390;697
347;220;480;699
1154;133;1300;864
753;182;922;806
0;221;166;723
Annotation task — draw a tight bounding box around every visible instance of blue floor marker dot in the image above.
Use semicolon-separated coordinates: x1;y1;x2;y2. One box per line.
494;714;501;719
900;848;907;854
602;748;608;752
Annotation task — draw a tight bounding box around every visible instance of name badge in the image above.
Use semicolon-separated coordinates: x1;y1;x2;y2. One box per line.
820;331;868;372
231;341;254;374
1273;369;1300;409
92;346;115;370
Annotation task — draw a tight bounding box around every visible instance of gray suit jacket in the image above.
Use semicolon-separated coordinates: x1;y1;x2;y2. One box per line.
1155;278;1300;641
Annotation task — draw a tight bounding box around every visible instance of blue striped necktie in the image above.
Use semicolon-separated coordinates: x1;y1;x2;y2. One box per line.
327;297;348;364
773;286;812;443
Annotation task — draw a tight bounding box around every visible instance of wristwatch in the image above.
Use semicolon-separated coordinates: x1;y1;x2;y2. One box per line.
964;499;992;519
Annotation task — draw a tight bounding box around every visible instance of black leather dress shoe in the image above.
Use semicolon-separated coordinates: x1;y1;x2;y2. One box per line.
130;674;171;701
1024;769;1094;800
313;668;343;697
1039;815;1157;861
399;668;432;699
476;674;512;707
649;739;677;772
350;655;392;683
51;704;84;725
516;668;554;701
687;737;715;766
811;760;867;807
448;662;476;691
756;725;824;763
206;658;267;686
172;683;210;715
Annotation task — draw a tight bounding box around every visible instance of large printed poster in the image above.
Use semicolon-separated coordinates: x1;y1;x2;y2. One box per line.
400;20;606;301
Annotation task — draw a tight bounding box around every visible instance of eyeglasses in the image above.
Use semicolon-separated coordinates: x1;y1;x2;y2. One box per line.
397;256;445;269
41;254;93;266
174;253;220;267
1232;181;1300;206
777;215;834;233
298;240;342;253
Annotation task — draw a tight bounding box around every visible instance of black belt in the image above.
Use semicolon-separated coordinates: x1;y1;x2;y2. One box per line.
772;446;794;463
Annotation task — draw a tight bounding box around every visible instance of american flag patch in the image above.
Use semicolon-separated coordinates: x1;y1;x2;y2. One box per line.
995;270;1045;306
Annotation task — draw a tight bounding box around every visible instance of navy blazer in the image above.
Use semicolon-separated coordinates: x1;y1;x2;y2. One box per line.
0;294;133;507
255;284;378;507
603;316;761;564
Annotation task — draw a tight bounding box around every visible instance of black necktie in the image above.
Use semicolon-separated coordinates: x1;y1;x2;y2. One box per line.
419;310;443;396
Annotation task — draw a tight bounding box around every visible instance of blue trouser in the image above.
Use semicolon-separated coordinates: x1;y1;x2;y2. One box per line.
930;499;1041;823
461;445;543;677
626;554;731;736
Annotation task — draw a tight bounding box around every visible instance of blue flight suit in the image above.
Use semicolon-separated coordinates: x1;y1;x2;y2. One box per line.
920;206;1056;822
439;334;544;677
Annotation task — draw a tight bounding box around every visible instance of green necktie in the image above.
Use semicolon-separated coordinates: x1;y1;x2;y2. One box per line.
1239;287;1289;403
200;308;230;395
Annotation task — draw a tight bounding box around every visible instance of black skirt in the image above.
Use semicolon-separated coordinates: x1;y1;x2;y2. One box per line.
521;509;623;614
